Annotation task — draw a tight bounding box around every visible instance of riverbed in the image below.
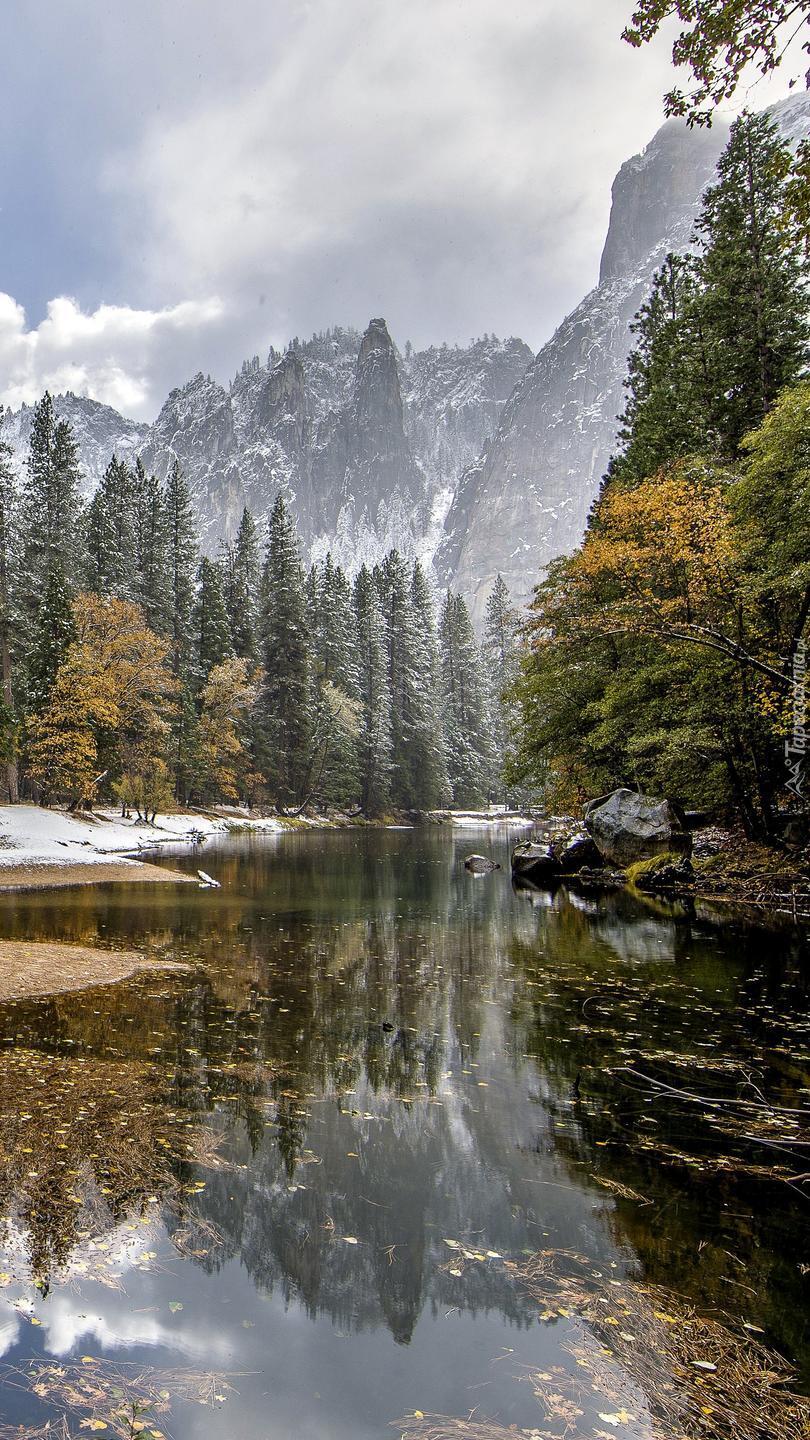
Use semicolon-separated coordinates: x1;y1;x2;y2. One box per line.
0;826;807;1439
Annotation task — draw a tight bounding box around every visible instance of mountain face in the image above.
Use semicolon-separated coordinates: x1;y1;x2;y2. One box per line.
2;95;807;617
134;322;532;571
438;92;810;624
0;326;531;575
436;120;730;621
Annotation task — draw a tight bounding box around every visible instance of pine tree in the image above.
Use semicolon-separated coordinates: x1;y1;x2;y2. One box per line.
353;564;392;816
85;455;135;599
439;592;495;807
223;507;261;660
26;565;76;715
193;556;233;683
410;560;450;809
19;396;84;700
256;494;312;807
606;253;710;489
376;551;448;810
0;419;18;799
696;111;808;452
311;553;357;691
306;555;361;808
163;461;198;798
132;459;170;634
164;460;198;678
483;574;522;801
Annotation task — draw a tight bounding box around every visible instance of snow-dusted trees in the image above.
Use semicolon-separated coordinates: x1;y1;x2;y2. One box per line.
193;557;233;684
20;394;84;712
353;564;392;816
131;459;170;634
0;419;17;800
257;494;312;808
375;551;449;811
483;574;522;799
86;456;136;600
439;592;495;807
223;507;261;661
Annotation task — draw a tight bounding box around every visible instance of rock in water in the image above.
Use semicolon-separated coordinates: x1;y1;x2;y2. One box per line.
464;854;500;873
511;842;562;884
584;789;691;866
555;832;601;873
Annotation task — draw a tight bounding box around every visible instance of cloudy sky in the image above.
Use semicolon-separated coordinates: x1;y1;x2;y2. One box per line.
0;0;795;420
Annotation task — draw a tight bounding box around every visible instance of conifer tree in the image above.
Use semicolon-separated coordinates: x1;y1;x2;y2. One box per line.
256;494;312;807
696;111;808;453
483;574;522;801
311;553;357;692
410;560;450;809
20;396;84;602
0;419;18;799
85;455;135;599
606;253;709;488
377;550;448;810
163;460;198;797
164;460;198;679
132;459;170;634
306;555;361;807
439;592;495;807
193;556;233;683
223;507;261;660
26;565;77;715
353;564;392;816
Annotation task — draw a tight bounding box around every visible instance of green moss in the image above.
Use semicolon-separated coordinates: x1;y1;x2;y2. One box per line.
626;852;685;885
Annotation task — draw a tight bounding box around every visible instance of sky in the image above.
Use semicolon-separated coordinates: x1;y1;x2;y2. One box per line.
0;0;798;421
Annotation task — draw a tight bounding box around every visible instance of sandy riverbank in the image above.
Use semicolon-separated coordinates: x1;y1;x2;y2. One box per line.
0;858;194;892
0;940;192;1002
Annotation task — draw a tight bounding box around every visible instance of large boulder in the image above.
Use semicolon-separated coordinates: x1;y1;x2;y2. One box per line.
511;841;562;884
584;788;691;866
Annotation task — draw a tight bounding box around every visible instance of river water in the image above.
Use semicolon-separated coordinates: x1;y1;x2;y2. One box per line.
0;826;808;1438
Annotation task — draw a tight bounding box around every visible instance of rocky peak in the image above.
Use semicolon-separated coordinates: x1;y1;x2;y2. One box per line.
255;348;310;453
599;118;728;284
354;318;405;449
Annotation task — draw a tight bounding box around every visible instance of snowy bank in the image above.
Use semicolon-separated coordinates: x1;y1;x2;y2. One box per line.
0;805;283;871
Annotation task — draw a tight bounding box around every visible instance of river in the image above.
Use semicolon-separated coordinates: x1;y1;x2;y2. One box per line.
0;826;807;1438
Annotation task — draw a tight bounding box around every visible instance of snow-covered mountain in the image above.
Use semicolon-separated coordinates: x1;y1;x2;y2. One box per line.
2;93;807;614
1;393;148;498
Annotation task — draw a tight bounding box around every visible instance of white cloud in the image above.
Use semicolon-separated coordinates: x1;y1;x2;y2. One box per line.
0;293;227;420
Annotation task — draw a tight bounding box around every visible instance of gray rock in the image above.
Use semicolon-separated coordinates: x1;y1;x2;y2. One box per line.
584;788;691;866
555;831;601;873
464;854;500;873
511;841;562;884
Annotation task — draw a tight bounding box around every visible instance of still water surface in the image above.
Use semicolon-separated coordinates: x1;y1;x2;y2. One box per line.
0;827;808;1437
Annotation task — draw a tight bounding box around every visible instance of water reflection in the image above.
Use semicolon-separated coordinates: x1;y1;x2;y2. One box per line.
0;828;806;1437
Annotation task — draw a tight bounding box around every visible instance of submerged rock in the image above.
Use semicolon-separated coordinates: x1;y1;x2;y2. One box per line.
464;854;500;873
584;788;691;866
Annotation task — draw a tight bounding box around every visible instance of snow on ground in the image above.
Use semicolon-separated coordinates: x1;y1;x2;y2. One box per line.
0;806;283;868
